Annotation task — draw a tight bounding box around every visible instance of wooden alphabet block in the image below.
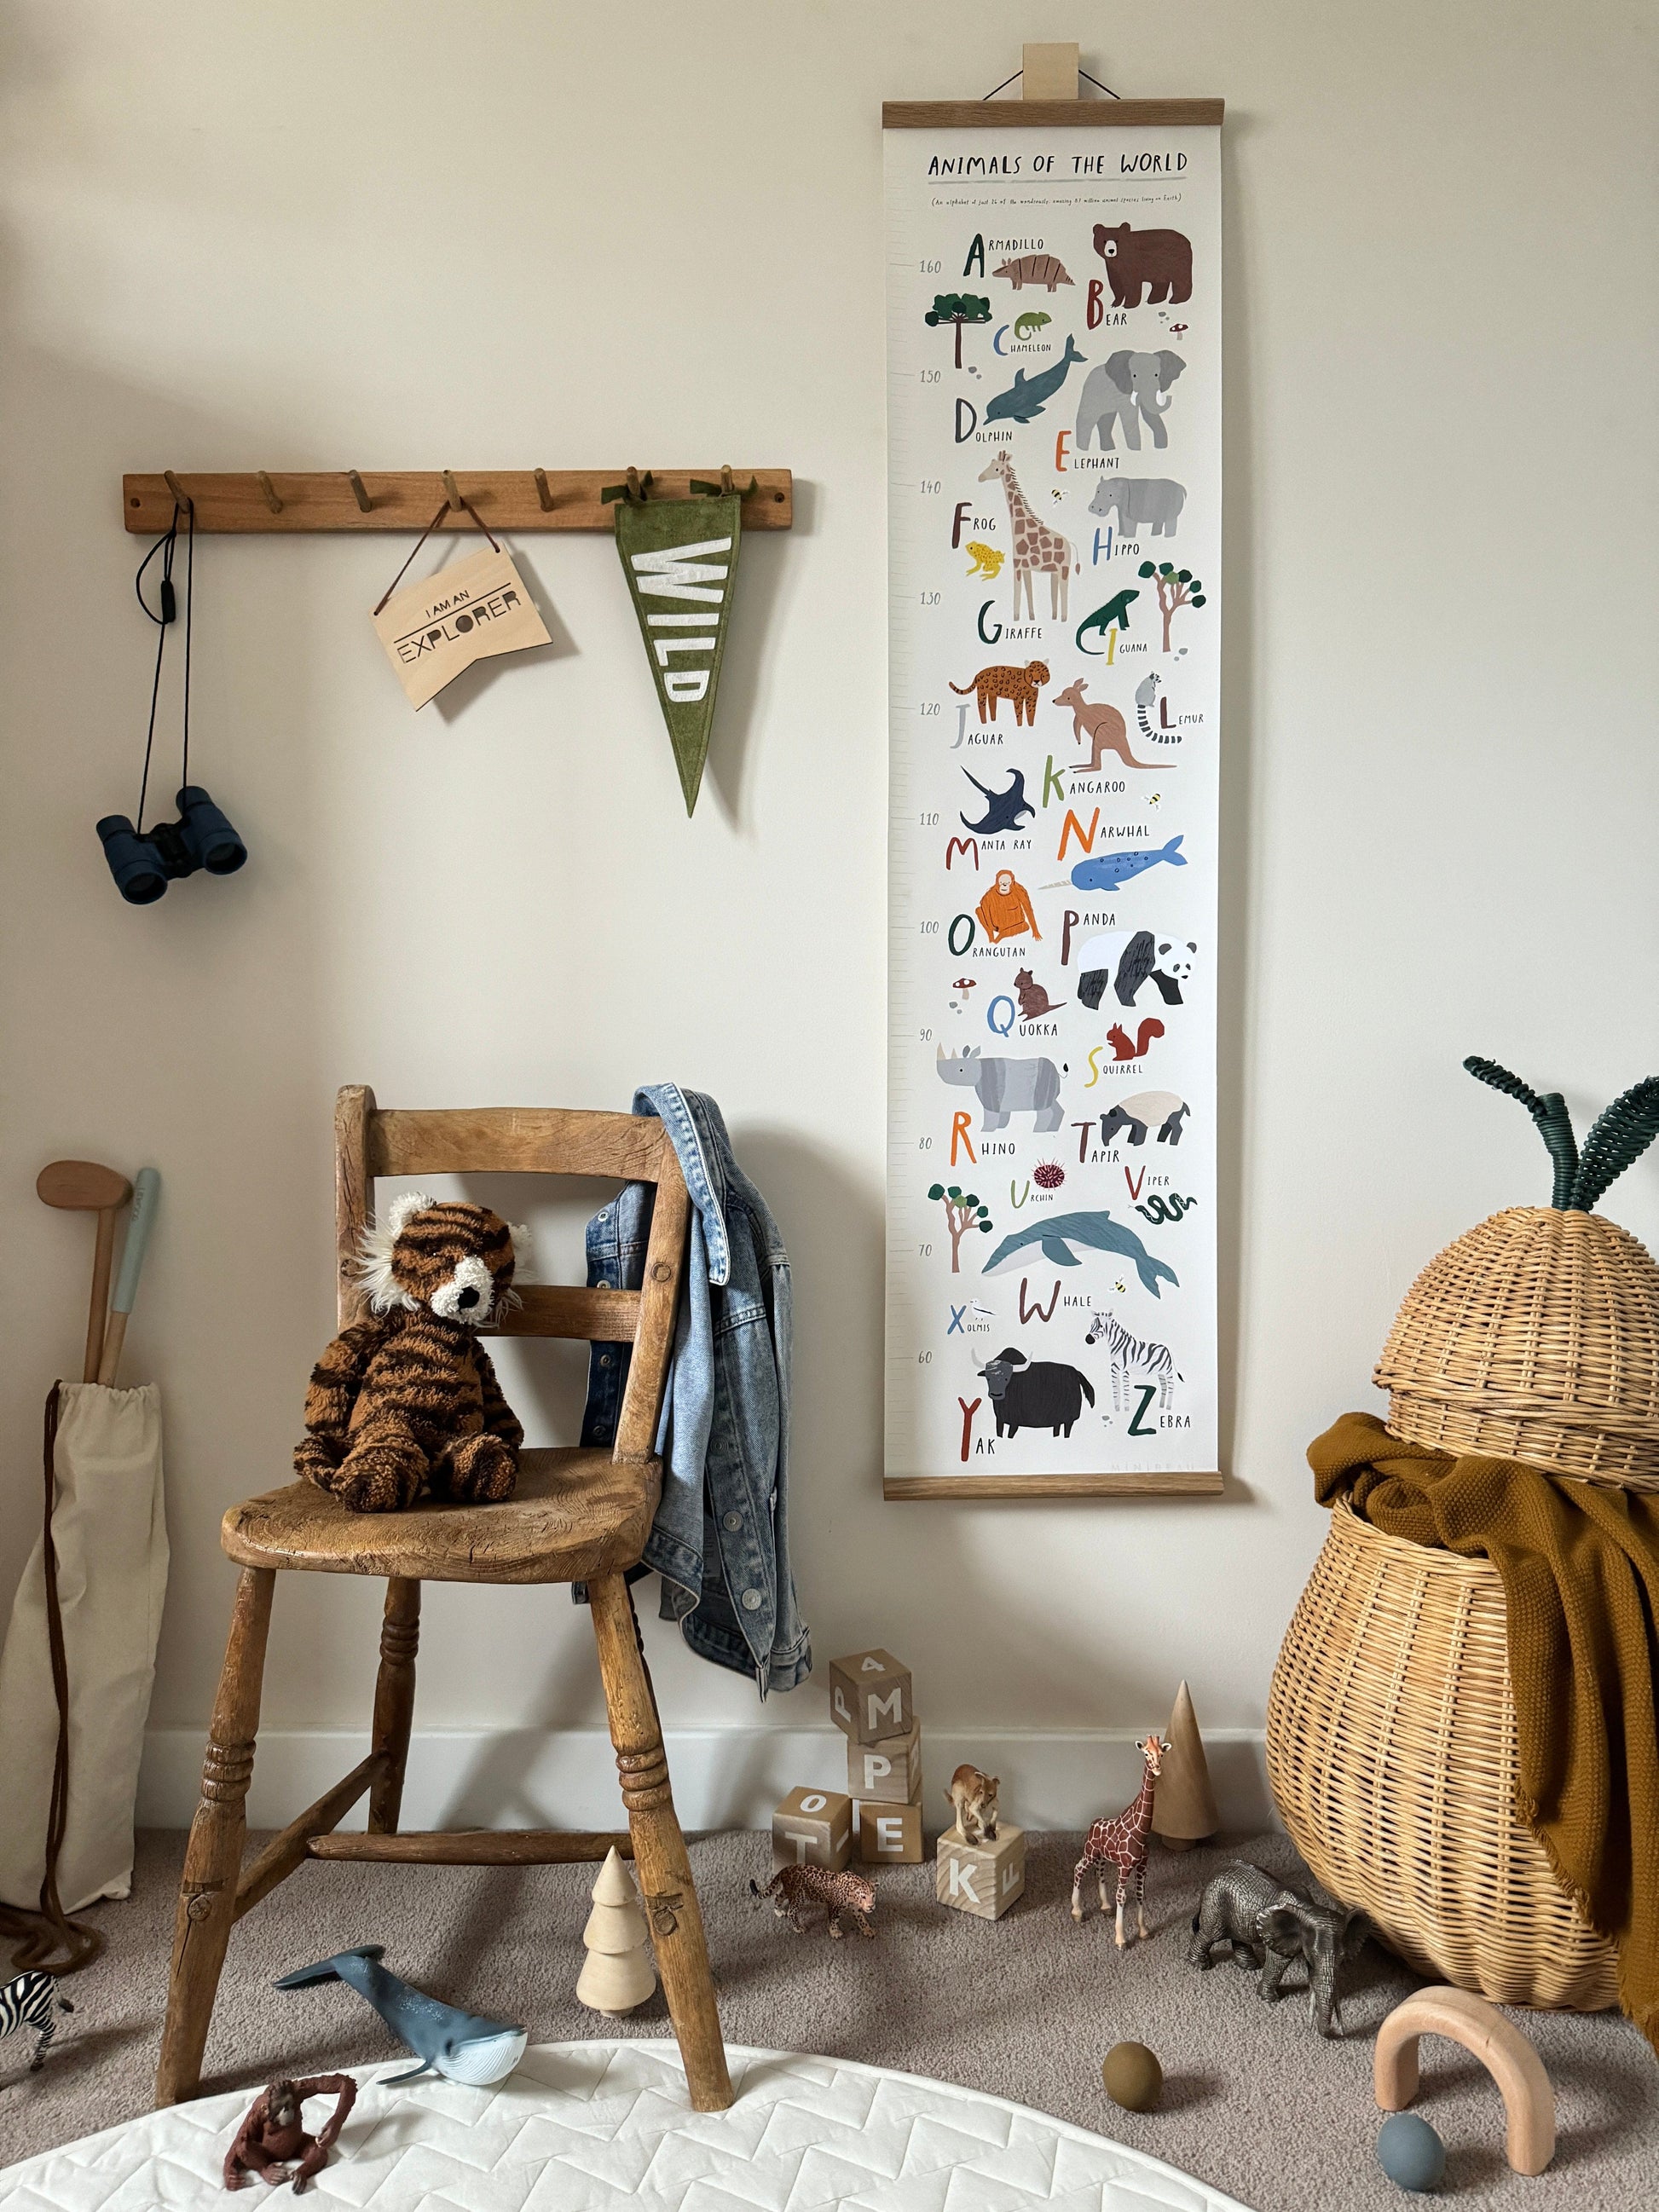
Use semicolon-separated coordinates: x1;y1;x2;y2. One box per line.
772;1786;853;1872
935;1823;1026;1920
847;1720;922;1805
855;1798;925;1865
827;1649;914;1745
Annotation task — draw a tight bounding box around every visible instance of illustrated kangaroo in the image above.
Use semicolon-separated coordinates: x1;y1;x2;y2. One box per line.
1054;679;1157;771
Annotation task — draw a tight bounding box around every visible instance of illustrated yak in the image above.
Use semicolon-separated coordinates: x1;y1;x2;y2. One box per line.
978;1347;1095;1438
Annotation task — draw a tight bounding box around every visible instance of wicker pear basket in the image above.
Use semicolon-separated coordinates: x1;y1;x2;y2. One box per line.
1267;1500;1620;2009
1267;1060;1659;2008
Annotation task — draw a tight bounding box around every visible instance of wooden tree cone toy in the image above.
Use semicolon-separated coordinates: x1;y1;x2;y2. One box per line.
1153;1680;1219;1849
575;1846;656;2015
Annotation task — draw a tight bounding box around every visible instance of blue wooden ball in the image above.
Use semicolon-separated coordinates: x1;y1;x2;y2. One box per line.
1377;2112;1446;2192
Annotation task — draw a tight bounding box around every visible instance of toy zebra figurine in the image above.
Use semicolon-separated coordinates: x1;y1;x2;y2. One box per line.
1072;1734;1169;1949
0;1969;73;2070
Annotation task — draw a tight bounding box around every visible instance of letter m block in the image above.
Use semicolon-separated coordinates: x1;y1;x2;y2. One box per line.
826;1648;915;1746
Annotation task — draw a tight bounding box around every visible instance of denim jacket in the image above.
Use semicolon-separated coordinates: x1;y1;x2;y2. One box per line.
579;1085;810;1697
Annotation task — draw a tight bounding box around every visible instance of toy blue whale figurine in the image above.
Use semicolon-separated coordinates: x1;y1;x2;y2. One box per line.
274;1947;527;2086
1070;835;1186;892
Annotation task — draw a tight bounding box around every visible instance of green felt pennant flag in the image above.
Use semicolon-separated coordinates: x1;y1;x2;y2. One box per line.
614;493;741;815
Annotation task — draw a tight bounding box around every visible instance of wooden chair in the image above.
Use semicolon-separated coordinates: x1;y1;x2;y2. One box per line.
155;1087;732;2112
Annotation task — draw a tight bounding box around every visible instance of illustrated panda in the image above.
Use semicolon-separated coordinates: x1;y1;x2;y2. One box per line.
1075;931;1199;1011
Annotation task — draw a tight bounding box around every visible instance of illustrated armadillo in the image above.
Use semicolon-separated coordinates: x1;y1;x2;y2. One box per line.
992;254;1072;292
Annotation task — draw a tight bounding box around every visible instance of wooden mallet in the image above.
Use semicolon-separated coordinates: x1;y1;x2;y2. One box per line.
37;1159;132;1382
97;1167;161;1386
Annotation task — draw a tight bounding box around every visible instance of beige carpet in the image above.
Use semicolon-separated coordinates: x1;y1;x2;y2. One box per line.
3;1828;1655;2209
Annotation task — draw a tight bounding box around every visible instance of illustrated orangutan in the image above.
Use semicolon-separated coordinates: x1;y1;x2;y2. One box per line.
223;2076;356;2193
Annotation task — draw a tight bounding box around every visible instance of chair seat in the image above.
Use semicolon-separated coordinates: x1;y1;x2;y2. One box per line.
222;1447;661;1585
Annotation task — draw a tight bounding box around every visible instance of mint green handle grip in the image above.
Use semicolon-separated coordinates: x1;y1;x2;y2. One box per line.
111;1167;160;1314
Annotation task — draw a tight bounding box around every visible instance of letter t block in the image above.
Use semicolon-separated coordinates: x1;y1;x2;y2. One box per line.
772;1786;853;1872
827;1649;914;1745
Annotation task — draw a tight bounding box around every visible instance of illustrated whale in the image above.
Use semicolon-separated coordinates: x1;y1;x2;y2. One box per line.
275;1947;527;2086
1069;835;1186;892
985;332;1085;424
980;1209;1179;1298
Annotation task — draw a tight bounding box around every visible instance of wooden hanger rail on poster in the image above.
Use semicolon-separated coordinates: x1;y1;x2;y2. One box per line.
121;469;794;534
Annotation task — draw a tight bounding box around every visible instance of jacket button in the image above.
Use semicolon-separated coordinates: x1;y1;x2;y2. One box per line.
599;1352;614;1368
595;1280;611;1291
592;1424;610;1442
723;1511;743;1532
741;1588;763;1611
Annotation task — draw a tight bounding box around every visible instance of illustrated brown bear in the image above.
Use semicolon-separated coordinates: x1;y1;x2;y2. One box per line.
1092;222;1193;309
294;1194;529;1513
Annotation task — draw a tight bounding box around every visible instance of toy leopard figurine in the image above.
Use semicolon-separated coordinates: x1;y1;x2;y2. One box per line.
295;1194;529;1513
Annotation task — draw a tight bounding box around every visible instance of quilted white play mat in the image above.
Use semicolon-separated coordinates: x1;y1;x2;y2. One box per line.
2;2041;1254;2211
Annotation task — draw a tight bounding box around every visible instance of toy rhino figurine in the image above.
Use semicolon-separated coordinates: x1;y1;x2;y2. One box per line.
1189;1862;1372;2037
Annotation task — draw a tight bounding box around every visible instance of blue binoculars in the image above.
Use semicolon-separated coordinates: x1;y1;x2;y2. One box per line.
96;786;247;904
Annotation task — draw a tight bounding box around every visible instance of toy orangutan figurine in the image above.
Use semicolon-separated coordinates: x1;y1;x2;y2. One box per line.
223;2076;356;2192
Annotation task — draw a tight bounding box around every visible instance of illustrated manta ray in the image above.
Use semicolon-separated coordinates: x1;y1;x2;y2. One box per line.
980;1209;1178;1298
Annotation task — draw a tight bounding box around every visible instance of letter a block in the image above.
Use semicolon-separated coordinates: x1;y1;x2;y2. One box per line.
847;1719;922;1805
855;1799;925;1865
827;1649;914;1745
772;1786;853;1872
935;1823;1026;1920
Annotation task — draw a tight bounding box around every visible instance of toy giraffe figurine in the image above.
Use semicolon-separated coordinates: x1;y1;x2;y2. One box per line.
979;450;1078;621
1072;1734;1169;1948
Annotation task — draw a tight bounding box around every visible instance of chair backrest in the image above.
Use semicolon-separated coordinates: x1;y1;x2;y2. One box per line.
332;1085;689;1464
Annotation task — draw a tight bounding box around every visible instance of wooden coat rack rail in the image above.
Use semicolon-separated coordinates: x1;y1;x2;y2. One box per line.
122;469;794;534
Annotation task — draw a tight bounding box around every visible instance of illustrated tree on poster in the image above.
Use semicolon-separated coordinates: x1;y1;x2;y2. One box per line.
1139;561;1207;654
925;293;991;368
928;1182;993;1272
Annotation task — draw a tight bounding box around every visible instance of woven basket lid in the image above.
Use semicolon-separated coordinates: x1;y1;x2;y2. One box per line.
1374;1205;1659;1481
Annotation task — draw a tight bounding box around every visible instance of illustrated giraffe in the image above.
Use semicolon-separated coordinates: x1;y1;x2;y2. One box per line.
979;449;1078;622
1072;1733;1168;1948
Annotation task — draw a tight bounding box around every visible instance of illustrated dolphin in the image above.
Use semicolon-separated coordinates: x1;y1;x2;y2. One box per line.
980;1209;1179;1298
275;1947;528;2086
984;332;1085;424
1070;835;1186;892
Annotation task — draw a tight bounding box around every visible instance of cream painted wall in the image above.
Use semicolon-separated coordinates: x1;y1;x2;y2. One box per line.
2;3;1655;1825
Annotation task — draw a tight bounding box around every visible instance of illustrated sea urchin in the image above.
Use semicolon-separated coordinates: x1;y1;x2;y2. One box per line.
1032;1161;1066;1191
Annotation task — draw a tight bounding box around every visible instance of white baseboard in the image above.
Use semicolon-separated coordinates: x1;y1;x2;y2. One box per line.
139;1725;1275;1835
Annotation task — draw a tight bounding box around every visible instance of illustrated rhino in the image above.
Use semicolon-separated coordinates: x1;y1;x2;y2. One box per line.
937;1046;1064;1132
1087;475;1187;537
979;1347;1095;1438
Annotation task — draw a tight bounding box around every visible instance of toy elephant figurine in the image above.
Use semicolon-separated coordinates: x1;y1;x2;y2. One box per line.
1074;351;1186;453
1189;1861;1372;2037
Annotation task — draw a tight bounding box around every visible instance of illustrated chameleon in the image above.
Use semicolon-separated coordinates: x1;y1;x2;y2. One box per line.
1013;310;1052;341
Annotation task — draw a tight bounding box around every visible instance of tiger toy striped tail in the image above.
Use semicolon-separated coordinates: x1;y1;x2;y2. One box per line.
0;1970;74;2070
294;1194;531;1513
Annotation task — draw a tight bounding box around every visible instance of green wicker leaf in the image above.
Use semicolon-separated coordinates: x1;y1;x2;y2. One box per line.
1570;1077;1659;1212
1463;1056;1579;1207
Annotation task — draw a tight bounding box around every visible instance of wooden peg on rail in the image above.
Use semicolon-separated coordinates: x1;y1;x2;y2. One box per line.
257;471;283;515
533;467;554;512
346;469;373;513
442;470;464;511
122;469;792;534
163;470;192;511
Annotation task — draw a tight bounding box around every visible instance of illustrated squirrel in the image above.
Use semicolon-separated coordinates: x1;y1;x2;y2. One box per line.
1014;967;1066;1020
1107;1018;1165;1062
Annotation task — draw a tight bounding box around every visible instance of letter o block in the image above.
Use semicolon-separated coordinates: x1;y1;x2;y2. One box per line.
828;1649;914;1745
772;1786;853;1873
856;1798;924;1865
848;1719;922;1805
936;1823;1026;1920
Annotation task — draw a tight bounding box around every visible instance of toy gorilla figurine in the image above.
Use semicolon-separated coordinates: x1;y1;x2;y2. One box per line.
223;2076;356;2192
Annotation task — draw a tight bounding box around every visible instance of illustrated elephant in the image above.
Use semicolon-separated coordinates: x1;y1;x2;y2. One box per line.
1074;351;1186;453
1087;475;1187;536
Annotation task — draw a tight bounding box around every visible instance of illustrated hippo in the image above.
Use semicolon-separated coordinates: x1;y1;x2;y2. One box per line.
937;1047;1063;1133
1087;476;1187;538
978;1347;1095;1438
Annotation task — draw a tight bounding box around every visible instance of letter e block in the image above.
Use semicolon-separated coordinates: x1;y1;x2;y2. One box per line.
772;1786;853;1872
855;1798;924;1865
827;1649;914;1745
935;1822;1026;1920
847;1719;922;1804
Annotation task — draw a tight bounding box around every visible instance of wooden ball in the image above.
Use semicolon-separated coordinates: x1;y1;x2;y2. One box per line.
1101;2041;1162;2112
1376;2112;1446;2193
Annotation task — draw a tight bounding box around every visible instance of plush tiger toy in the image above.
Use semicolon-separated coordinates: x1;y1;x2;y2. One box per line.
295;1194;529;1513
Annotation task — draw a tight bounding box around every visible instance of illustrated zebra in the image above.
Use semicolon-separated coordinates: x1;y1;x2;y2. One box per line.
1;1969;73;2070
1083;1307;1181;1411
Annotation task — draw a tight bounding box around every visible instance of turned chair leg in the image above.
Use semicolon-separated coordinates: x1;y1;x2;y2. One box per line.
368;1578;420;1833
587;1572;732;2112
156;1567;275;2106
